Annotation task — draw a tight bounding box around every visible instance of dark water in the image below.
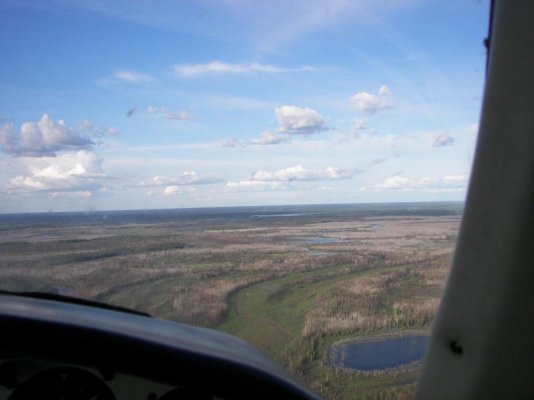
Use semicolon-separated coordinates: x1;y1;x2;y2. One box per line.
330;335;430;371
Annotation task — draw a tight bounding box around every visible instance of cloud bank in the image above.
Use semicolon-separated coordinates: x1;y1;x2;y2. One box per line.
227;165;357;190
139;171;223;187
362;174;468;192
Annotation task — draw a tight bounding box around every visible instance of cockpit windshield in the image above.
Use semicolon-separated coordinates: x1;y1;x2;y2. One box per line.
0;1;490;398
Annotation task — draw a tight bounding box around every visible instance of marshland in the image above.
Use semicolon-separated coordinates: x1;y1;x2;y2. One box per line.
0;202;461;399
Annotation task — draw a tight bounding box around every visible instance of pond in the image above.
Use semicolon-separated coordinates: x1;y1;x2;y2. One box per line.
330;335;430;371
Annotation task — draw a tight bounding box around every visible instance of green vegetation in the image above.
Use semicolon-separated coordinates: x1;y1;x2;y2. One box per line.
0;205;460;399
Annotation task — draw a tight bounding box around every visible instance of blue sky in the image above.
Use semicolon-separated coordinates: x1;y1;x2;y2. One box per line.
0;0;490;212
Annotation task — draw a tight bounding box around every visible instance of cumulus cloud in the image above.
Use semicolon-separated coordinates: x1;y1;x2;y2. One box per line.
139;171;223;187
0;115;94;157
113;70;156;83
433;133;454;147
361;174;468;192
350;85;392;114
6;151;106;194
275;106;328;135
147;106;192;121
249;132;290;145
174;61;314;77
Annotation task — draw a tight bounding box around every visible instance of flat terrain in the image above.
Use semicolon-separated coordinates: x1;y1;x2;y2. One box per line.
0;203;462;399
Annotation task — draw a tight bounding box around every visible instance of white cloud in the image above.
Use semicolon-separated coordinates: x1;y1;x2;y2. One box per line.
242;106;327;147
139;171;223;187
49;191;92;199
163;186;179;196
251;165;355;182
275;106;328;135
226;165;357;191
249;132;290;145
361;174;468;192
174;61;314;77
0;115;94;157
350;85;392;114
375;175;412;189
6;151;106;194
113;70;156;83
147;106;192;121
226;180;285;190
433;133;454;147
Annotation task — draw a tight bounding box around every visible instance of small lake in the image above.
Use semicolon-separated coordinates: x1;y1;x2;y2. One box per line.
330;335;430;371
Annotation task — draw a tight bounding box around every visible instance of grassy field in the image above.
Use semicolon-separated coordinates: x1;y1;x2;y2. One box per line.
0;203;461;399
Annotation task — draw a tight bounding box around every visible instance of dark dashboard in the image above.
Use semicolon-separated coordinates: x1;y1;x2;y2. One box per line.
0;361;177;400
0;359;217;400
0;293;319;400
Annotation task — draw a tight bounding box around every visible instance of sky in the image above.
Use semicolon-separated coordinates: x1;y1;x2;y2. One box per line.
0;0;490;213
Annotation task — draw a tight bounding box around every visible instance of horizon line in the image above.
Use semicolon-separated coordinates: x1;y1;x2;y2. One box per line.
0;200;465;217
